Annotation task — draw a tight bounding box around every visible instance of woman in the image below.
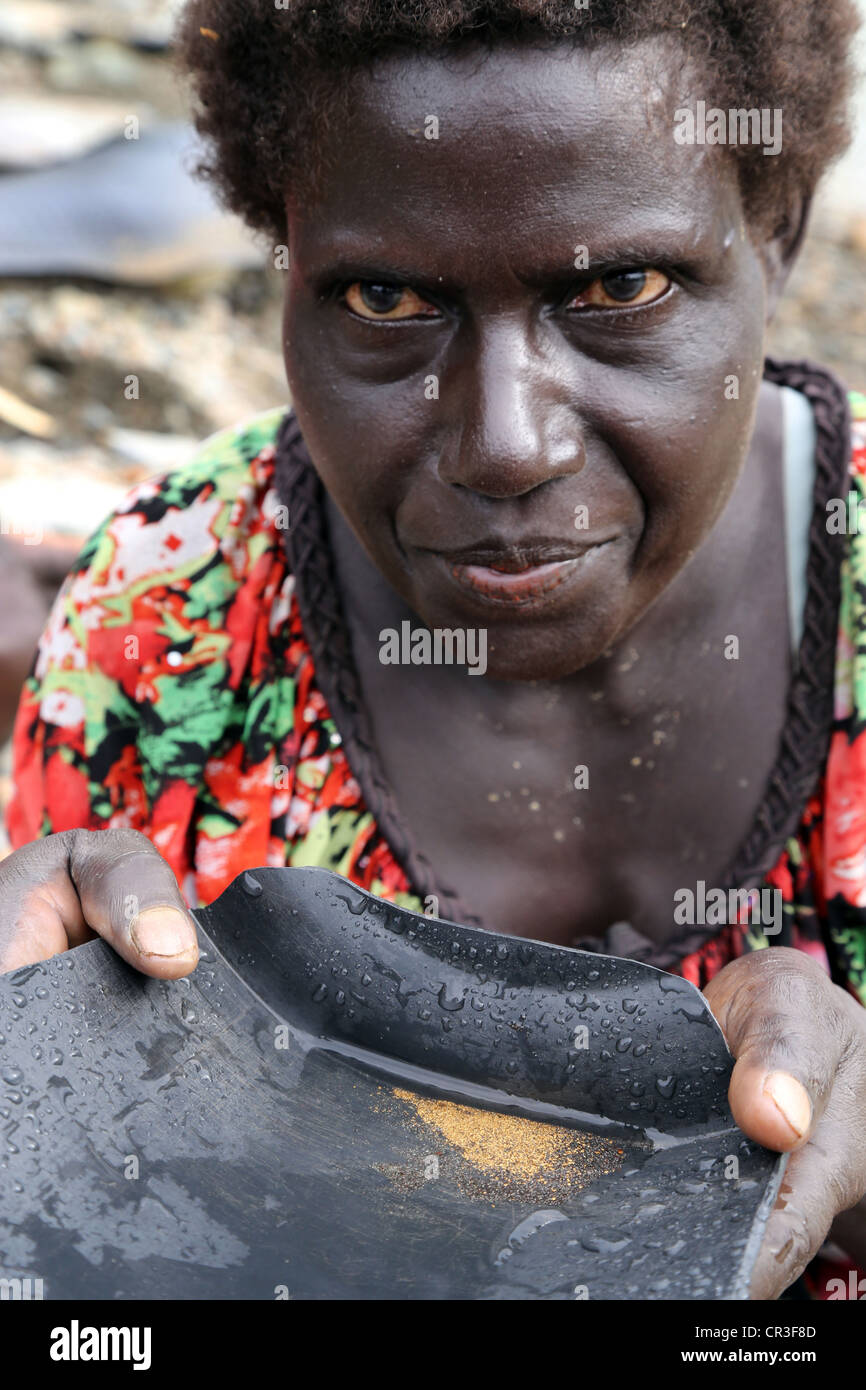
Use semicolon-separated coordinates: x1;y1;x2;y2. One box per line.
2;0;866;1298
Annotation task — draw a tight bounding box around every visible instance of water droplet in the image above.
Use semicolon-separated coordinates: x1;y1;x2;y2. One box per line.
311;984;328;1003
580;1229;631;1254
438;984;465;1012
658;974;691;994
655;1075;676;1099
507;1210;567;1247
674;1004;713;1026
242;873;263;898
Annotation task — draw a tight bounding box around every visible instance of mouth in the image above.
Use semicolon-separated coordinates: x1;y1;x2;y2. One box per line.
428;539;616;607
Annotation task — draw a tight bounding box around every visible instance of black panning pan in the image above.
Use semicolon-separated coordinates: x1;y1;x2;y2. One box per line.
0;866;785;1299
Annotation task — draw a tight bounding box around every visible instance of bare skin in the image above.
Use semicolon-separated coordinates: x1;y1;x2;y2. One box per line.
0;830;198;980
327;382;788;945
0;38;863;1298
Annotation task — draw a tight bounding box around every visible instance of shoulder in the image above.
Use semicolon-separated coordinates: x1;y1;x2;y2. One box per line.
103;404;287;528
33;409;293;682
67;407;291;593
161;406;289;498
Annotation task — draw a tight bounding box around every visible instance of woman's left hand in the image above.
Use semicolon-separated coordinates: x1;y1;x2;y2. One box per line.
703;947;866;1299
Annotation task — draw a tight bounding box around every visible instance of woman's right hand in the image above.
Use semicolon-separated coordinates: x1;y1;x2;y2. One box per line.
0;829;199;978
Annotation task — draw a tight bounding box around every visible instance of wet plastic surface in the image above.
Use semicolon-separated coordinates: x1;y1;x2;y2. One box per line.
0;866;785;1299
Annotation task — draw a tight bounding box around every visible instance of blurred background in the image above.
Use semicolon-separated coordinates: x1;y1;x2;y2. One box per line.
0;0;864;853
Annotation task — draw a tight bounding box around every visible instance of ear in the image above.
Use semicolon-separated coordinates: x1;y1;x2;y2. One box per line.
759;193;812;321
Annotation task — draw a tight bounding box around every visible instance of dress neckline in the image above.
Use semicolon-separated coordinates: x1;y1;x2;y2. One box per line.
273;358;852;970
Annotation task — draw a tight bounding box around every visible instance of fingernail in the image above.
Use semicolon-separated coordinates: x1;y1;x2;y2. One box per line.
130;908;195;958
763;1071;812;1139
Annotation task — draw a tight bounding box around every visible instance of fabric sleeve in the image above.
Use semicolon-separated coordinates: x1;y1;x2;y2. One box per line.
6;409;288;905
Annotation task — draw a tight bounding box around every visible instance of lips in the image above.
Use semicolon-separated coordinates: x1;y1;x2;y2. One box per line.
449;556;590;603
426;538;614;607
435;540;596;571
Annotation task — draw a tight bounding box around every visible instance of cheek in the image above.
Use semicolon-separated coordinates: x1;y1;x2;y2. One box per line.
282;307;415;547
625;389;760;576
611;295;766;565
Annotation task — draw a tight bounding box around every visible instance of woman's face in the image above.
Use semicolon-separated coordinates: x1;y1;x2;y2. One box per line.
283;39;774;681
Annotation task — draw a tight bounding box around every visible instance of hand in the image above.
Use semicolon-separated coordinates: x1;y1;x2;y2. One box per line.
0;829;199;979
704;947;866;1299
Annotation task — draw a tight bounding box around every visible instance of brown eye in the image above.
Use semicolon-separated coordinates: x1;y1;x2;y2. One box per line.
344;281;439;320
568;268;671;311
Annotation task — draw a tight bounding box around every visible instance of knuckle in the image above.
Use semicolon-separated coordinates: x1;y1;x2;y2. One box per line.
0;833;66;889
71;829;173;905
87;828;159;858
725;949;843;1067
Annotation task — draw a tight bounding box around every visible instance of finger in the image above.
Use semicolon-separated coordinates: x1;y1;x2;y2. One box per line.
749;1111;862;1299
0;843;78;968
0;829;199;979
704;949;850;1151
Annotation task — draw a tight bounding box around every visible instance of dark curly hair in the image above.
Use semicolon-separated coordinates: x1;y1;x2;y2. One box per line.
177;0;860;245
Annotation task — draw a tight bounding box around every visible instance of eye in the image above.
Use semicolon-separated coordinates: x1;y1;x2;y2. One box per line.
343;280;440;321
566;267;671;311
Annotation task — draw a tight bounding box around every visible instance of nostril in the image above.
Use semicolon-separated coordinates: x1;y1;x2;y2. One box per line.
441;450;585;500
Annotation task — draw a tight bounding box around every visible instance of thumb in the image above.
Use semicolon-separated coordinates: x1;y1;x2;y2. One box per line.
0;828;199;979
703;950;841;1151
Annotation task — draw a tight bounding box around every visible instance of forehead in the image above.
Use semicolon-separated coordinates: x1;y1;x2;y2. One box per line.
290;39;743;264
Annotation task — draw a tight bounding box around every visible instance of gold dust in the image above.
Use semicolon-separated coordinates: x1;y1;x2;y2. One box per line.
391;1088;631;1203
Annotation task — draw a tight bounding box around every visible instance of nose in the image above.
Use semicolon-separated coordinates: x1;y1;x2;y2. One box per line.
438;322;585;498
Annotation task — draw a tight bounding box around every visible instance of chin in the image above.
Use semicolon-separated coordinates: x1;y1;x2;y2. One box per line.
401;598;626;683
481;625;619;682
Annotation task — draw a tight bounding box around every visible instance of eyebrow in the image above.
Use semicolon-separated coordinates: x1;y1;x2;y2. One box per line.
302;219;728;296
